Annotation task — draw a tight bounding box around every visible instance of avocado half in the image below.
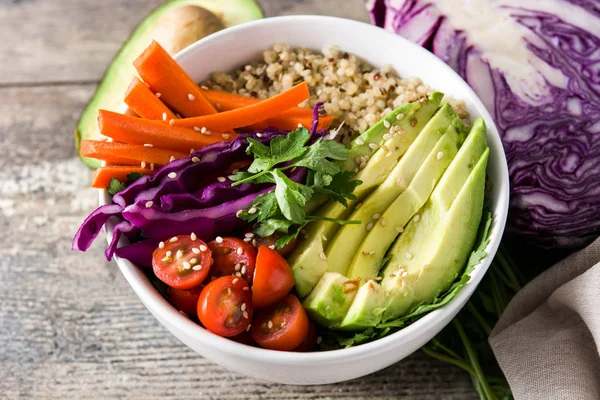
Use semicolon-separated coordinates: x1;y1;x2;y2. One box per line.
75;0;264;168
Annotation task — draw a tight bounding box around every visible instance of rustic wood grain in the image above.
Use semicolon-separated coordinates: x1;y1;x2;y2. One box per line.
0;0;477;398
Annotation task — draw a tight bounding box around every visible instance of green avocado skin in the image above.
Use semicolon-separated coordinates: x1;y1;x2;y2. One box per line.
75;0;264;168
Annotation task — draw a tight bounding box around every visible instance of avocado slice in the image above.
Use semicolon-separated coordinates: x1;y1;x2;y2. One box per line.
339;279;386;331
381;124;489;321
324;104;458;276
75;0;264;168
289;96;443;298
302;272;360;328
346;117;467;281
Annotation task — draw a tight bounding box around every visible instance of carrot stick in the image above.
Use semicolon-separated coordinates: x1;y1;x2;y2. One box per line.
97;110;236;154
173;82;311;131
134;41;217;117
80;140;187;167
124;77;177;121
201;89;334;130
91;166;150;188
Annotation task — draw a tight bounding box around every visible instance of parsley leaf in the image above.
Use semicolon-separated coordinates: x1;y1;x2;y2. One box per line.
255;218;296;237
273;169;306;224
293;138;348;175
312;171;362;207
107;179;125;196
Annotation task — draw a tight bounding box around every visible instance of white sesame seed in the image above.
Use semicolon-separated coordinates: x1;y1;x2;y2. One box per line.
298;123;303;128
169;237;178;243
236;210;244;218
217;177;226;183
165;251;172;257
321;234;327;241
267;321;273;329
372;213;381;220
414;215;421;222
200;85;209;90
246;324;251;331
158;241;164;249
143;143;153;147
245;232;254;238
162;112;167;121
380;218;387;226
402;271;409;277
141;161;146;168
395;178;402;187
222;134;232;140
193;126;201;132
256;133;263;138
383;133;392;141
183;262;191;269
383;120;391;128
241;302;246;311
192;157;200;163
150;163;155;171
241;265;247;274
188;93;195;101
192;265;202;271
189;258;197;265
192;248;200;254
169;156;175;162
243;311;249;319
396;226;404;233
234;263;241;271
216;236;223;243
248;207;257;215
198;127;206;134
155;92;162;98
252;239;257;247
202;130;212;136
386;152;393;158
406;252;414;260
243;237;252;242
145;201;153;208
268;245;275;250
396;113;404;120
199;245;207;252
189;148;195;154
243;287;249;291
355;138;365;145
319;252;327;261
382;145;389;152
436;151;444;160
190;232;197;241
176;250;183;259
366;222;374;231
233;278;239;284
226;287;232;296
168;172;177;179
369;143;378;150
169;119;176;126
237;247;243;255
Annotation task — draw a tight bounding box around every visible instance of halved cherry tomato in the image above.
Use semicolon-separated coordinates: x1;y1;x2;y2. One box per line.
252;246;294;309
295;322;318;352
152;234;212;290
197;275;253;337
168;286;203;318
207;237;256;283
250;294;309;351
250;235;298;257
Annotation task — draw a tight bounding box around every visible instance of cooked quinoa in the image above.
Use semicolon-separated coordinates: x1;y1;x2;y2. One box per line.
204;44;467;143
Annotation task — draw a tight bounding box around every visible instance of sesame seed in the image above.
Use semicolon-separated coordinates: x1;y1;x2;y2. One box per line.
222;134;232;140
183;262;191;269
383;120;391;128
256;133;263;138
192;157;200;162
233;278;239;284
189;148;195;154
380;218;387;226
395;178;402;187
246;324;252;331
243;311;249;319
241;302;246;311
414;215;421;222
245;232;254;238
199;245;207;252
190;232;197;241
216;236;223;243
165;251;172;257
169;156;175;162
202;130;212;136
366;222;374;231
169;237;178;243
382;145;389;152
161;256;172;263
362;250;375;255
143;143;153;147
319;252;327;261
217;177;226;183
200;127;207;133
396;113;404;120
241;265;246;274
192;265;202;271
188;93;195;101
200;85;209;90
243;287;249;291
386;152;393;158
248;207;257;215
168;172;177;179
321;234;327;241
141;161;146;168
155;92;162;98
402;271;409;277
268;245;275;250
267;321;273;329
243;237;251;242
406;252;414;260
237;247;243;255
236;210;244;218
383;133;392;141
145;201;153;208
162;112;167;121
298;123;303;128
150;163;155;171
375;276;383;281
372;213;381;220
355;139;365;145
226;287;232;296
252;239;257;247
176;250;183;259
234;263;241;271
158;241;165;249
169;119;176;126
369;143;378;150
437;151;444;160
193;126;201;132
396;226;404;233
192;248;200;254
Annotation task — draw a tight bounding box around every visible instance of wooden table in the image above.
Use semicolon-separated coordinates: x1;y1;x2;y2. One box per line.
0;1;476;398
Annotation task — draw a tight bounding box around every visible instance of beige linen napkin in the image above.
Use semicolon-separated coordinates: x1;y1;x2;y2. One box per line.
489;238;600;399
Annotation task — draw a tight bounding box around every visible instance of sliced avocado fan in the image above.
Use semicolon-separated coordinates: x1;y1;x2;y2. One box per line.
75;0;264;168
288;94;443;298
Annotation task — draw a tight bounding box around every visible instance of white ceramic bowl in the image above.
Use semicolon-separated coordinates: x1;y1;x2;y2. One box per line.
101;15;509;385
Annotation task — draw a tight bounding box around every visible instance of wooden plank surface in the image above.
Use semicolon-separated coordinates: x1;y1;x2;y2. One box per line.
0;0;477;398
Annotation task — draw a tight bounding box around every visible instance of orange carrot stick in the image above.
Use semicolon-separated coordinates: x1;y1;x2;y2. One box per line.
91;166;150;189
173;82;311;131
201;89;334;130
97;110;236;154
124;77;177;121
80;140;187;167
134;41;217;117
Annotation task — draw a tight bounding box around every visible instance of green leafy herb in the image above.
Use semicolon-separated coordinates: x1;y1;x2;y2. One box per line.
106;172;143;196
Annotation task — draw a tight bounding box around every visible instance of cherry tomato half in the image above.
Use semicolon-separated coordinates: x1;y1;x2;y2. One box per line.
250;235;298;257
197;275;253;337
168;286;203;318
250;294;309;351
294;322;318;352
252;246;295;309
208;237;256;284
152;234;212;290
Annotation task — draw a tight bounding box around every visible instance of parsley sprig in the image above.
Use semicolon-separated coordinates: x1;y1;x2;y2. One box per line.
231;127;362;248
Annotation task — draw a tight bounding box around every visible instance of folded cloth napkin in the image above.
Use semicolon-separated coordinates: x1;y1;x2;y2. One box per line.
490;237;600;400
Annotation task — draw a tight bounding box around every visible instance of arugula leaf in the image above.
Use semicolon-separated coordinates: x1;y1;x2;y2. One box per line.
107;179;125;196
273;169;306;224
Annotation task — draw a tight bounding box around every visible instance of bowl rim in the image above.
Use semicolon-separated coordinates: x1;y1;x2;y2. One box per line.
102;14;510;364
